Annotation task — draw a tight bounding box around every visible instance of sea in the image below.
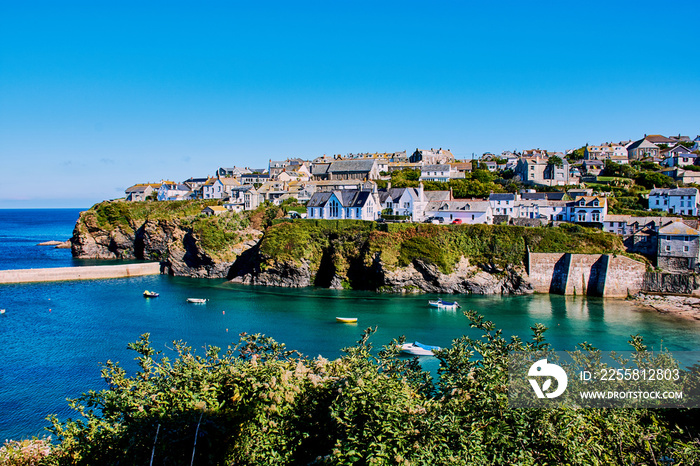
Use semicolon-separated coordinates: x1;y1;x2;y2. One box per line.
1;208;700;441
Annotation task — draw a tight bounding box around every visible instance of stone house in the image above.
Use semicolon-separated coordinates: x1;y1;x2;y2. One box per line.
657;221;700;272
125;183;158;201
409;148;455;164
311;159;379;182
627;138;661;161
201;206;228;216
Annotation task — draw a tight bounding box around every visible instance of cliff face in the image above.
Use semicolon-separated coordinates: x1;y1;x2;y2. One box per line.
228;222;534;295
230;254;533;295
71;209;263;279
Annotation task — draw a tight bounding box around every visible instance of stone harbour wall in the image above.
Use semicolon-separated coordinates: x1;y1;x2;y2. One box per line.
527;250;646;297
0;262;162;284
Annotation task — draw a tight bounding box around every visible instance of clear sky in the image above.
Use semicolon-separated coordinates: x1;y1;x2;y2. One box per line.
1;1;699;208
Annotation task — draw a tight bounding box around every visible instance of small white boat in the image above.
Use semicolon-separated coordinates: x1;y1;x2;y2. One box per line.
0;309;5;315
336;317;357;323
428;299;460;310
400;342;441;356
187;298;207;304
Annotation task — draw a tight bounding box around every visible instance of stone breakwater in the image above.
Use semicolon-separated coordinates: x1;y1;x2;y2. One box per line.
0;263;161;284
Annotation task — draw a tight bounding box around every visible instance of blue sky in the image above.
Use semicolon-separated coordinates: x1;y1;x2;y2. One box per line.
1;1;699;208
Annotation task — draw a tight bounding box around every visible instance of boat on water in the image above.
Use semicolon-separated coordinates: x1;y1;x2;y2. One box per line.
400;342;441;356
0;309;5;314
186;298;207;304
143;290;159;298
428;298;460;309
336;317;357;323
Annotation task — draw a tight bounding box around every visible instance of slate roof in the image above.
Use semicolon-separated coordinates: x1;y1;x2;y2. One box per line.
426;200;491;212
649;188;698;197
125;184;156;193
424;191;451;202
328;159;376;173
659;221;700;236
421;164;451;172
489;193;516;201
307;190;375;208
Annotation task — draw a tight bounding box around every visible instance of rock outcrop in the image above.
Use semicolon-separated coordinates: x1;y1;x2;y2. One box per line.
71;213;263;279
230;251;534;295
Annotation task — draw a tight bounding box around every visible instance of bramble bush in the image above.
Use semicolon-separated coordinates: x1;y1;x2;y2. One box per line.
18;312;698;465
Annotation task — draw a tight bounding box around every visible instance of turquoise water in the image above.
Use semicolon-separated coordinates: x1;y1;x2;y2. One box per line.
2;209;700;442
2;275;700;441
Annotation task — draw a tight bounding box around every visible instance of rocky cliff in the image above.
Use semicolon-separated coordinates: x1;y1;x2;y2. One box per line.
71;203;263;278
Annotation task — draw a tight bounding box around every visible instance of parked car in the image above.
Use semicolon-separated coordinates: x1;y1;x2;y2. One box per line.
425;216;444;224
451;218;463;224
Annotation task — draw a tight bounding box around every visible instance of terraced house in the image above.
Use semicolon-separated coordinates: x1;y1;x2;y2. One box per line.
567;196;607;224
649;188;699;216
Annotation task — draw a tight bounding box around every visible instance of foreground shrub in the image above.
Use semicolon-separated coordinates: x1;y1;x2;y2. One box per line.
36;313;700;465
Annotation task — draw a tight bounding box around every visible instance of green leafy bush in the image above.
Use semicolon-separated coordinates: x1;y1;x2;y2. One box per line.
40;314;700;464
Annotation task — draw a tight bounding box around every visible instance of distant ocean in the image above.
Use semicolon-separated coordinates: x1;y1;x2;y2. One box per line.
0;209;83;270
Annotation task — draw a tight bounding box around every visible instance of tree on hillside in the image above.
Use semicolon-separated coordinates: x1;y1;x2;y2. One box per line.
566;146;586;162
548;155;563;167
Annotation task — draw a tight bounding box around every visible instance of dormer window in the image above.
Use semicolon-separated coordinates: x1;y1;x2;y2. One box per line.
593;200;599;207
579;199;585;206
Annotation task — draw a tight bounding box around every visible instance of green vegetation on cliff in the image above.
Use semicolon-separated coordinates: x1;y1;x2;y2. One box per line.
259;220;630;276
86;200;222;232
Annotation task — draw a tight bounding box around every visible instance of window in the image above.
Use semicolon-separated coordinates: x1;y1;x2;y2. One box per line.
666;245;671;251
329;200;339;217
578;213;586;222
684;245;689;252
592;213;600;222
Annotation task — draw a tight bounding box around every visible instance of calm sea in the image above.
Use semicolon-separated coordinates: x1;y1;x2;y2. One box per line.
1;209;700;441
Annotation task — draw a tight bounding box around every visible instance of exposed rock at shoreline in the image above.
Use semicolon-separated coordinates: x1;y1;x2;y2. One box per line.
633;293;700;320
71;212;263;279
230;252;534;295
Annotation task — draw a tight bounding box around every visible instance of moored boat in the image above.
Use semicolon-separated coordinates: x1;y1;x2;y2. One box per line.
186;298;207;304
336;317;357;323
143;290;159;298
428;298;460;309
400;341;441;356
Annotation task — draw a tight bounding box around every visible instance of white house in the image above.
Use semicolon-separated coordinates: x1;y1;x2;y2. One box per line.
567;196;607;223
157;182;192;201
424;200;493;224
488;193;517;217
306;190;380;221
420;164;453;182
649;188;699;216
514;200;567;222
